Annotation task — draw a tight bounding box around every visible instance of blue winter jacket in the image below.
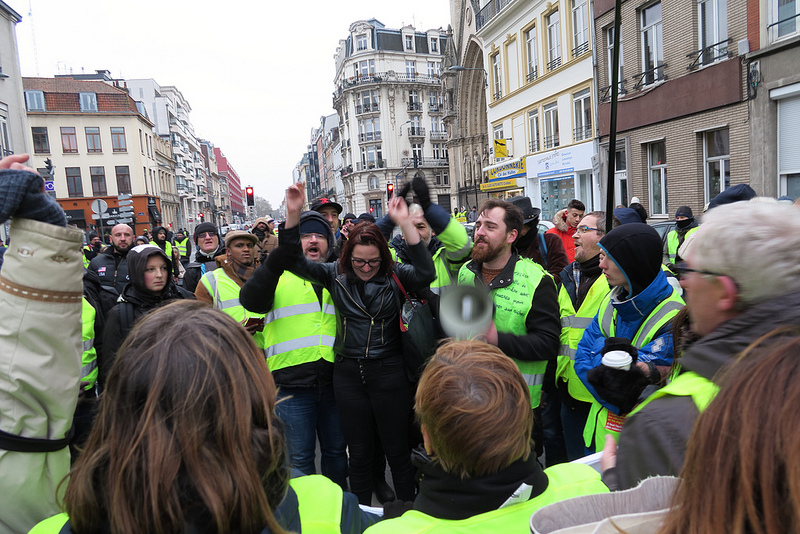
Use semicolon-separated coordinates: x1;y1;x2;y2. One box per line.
573;269;677;415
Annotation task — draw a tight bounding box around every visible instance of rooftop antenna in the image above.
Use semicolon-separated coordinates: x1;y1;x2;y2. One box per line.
27;0;40;76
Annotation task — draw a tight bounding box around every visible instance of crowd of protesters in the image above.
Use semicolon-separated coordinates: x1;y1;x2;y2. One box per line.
3;151;800;534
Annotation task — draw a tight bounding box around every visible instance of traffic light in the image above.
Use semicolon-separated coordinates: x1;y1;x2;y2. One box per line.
198;212;204;222
245;186;255;207
387;182;394;202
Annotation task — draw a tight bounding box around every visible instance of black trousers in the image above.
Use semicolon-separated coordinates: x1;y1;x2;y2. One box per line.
334;355;415;504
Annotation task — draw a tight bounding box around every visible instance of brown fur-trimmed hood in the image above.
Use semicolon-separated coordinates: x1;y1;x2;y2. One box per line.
552;209;570;232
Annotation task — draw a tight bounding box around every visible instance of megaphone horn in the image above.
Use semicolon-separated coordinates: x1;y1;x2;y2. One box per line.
439;285;494;340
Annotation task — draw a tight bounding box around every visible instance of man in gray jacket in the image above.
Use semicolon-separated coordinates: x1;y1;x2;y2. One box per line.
606;199;800;489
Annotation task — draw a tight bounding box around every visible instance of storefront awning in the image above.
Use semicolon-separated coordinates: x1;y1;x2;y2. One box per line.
148;205;162;223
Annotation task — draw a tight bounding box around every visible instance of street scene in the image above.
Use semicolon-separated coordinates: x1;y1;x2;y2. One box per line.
1;0;800;532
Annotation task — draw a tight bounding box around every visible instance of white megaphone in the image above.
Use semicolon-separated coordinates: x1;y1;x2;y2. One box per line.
439;285;494;340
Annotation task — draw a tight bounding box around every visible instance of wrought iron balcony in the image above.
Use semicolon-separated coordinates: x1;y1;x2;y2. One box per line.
356;103;380;115
408;102;423;113
686;38;732;70
573;125;593;142
527;67;538;82
633;62;667;89
358;131;382;142
599;81;627;102
529;139;540;153
408;127;426;137
544;134;560;149
430;131;448;140
355;160;387;171
548;57;562;71
572;41;590;58
401;157;449;167
476;0;514;30
429;103;443;113
493;90;503;101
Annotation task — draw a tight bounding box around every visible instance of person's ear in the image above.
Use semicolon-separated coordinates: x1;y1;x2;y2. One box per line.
506;228;518;244
717;276;739;312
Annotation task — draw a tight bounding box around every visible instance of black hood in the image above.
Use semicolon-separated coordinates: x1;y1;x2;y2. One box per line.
126;244;172;295
298;211;335;261
598;223;662;298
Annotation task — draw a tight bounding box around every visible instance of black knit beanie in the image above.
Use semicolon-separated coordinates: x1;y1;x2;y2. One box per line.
599;223;662;298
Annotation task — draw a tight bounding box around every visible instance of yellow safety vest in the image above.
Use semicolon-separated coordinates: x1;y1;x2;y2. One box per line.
666;226;698;263
363;463;608;534
458;258;552;408
628;370;719;417
174;237;189;259
556;275;611;403
149;240;173;260
583;289;685;452
291;474;343;534
200;268;267;348
262;271;336;371
81;297;98;390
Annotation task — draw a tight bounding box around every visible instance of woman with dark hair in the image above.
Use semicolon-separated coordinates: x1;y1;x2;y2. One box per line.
271;181;436;505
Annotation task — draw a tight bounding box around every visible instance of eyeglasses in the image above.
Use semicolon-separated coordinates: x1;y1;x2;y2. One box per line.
352;258;382;268
575;225;602;234
198;232;217;238
672;265;727;278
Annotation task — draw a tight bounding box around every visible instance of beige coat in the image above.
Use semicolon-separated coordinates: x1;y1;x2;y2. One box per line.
0;218;83;534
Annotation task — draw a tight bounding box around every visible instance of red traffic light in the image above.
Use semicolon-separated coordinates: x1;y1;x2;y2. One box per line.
198;212;204;218
245;186;255;207
387;182;394;201
246;187;254;195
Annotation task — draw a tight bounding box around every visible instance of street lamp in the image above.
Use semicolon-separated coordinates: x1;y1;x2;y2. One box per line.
448;65;488;86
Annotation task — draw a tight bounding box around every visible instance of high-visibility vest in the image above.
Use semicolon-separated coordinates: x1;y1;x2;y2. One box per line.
628;370;719;417
82;246;92;268
28;476;346;534
666;226;698;263
262;271;336;372
150;240;173;260
458;258;551;408
583;288;685;452
200;268;267;348
174;237;189;259
363;463;608;534
556;276;611;403
291;474;343;534
81;297;98;390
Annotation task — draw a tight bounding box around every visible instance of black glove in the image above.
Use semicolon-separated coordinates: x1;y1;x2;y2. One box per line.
383;499;414;519
601;337;639;364
397;182;411;201
412;176;431;211
0;169;66;226
587;364;650;415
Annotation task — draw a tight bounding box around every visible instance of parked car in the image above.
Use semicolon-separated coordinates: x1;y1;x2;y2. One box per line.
648;220;677;247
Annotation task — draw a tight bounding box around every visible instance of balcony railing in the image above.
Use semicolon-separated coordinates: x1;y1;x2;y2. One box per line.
359;131;382;142
573;125;593;142
430;131;448;140
476;0;514;30
526;67;538;82
356;103;380;115
429;103;444;113
633;62;667;89
355;160;387;171
548;57;562;71
599;81;627;102
333;72;441;98
401;157;449;167
544;134;560;149
686;38;732;70
529;139;540;153
408;102;423;112
408;127;426;137
572;41;590;58
493;90;503;101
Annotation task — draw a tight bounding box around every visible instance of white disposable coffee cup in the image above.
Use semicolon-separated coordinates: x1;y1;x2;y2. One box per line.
602;350;632;371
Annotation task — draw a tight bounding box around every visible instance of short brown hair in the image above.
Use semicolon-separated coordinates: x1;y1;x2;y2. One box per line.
415;340;532;478
478;199;524;236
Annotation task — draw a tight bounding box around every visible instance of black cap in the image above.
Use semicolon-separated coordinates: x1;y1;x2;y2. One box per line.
707;184;757;211
193;222;218;243
310;197;343;215
343;212;357;222
675;206;693;218
357;212;376;223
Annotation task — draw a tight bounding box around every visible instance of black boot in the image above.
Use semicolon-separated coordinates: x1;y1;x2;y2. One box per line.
373;477;396;504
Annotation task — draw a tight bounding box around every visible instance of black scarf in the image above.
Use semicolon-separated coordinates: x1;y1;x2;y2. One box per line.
576;254;603;306
412;447;549;520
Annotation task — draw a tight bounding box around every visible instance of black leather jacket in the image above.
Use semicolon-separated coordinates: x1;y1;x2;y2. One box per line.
278;224;435;359
87;247;129;295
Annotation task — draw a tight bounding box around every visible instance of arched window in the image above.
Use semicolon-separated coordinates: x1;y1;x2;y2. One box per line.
368;175;380;190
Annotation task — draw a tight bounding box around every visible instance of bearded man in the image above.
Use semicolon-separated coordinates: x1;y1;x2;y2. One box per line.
457;199;561;457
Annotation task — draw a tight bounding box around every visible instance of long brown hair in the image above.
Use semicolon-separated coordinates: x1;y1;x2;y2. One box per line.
64;300;288;534
659;331;800;534
338;222;393;277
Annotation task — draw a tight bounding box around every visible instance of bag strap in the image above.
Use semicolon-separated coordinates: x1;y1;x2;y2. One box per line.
0;425;74;453
391;271;414;306
538;233;548;269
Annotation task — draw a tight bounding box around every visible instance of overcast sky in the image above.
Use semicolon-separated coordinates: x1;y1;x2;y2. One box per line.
11;0;453;207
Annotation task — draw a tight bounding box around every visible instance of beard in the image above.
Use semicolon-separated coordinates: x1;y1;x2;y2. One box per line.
471;238;505;264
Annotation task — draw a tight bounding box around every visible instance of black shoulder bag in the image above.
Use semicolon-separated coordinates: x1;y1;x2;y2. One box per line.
391;271;437;382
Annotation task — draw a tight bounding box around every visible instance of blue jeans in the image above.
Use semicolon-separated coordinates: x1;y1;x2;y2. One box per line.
275;384;348;489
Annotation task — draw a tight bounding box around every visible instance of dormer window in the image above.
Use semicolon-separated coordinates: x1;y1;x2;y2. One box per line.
25;90;45;111
430;38;439;53
357;34;367;50
405;35;414;50
80;92;98;112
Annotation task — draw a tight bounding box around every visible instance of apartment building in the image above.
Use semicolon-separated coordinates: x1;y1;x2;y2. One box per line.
746;0;800;199
23;77;167;235
0;1;25;159
594;0;750;216
201;140;231;228
154;135;179;231
333;19;450;216
476;0;598;220
214;147;245;223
